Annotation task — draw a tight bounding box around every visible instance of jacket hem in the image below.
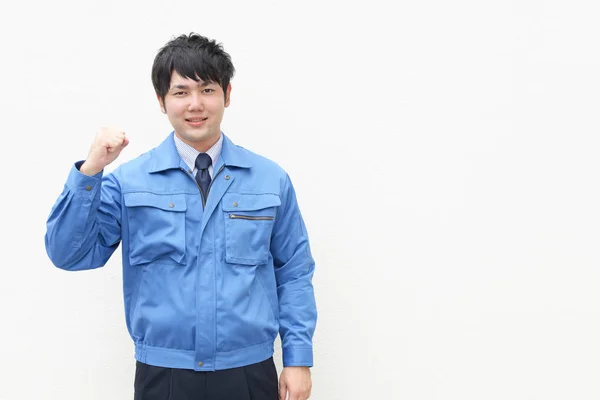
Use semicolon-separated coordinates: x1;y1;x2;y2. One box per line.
134;340;275;371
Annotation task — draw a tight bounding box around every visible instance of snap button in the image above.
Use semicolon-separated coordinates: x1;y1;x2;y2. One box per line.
233;202;238;207
198;361;204;367
188;169;193;174
225;175;230;180
85;185;92;191
168;203;175;208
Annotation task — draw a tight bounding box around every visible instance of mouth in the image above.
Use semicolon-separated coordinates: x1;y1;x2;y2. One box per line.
185;117;208;126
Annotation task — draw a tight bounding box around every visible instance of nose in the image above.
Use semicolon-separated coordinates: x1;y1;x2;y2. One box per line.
188;93;204;111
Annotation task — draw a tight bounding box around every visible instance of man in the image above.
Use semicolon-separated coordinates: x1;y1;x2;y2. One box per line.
45;33;317;400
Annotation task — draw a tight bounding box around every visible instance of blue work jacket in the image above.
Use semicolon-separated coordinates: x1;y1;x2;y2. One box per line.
45;133;317;371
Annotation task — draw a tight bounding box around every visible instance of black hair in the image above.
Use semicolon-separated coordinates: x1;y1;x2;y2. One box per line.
151;33;235;104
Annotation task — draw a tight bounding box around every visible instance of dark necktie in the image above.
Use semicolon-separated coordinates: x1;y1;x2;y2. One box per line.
195;153;212;202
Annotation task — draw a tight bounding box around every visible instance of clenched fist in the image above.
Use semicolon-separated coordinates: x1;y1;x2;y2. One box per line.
80;127;129;176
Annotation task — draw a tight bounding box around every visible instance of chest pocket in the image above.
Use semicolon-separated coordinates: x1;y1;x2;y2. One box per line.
222;193;281;265
124;192;187;266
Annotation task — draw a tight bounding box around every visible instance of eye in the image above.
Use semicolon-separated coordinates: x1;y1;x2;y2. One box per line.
173;91;185;96
203;88;215;94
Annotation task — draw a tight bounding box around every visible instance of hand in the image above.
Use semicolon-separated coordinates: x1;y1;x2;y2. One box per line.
80;127;129;176
279;366;312;400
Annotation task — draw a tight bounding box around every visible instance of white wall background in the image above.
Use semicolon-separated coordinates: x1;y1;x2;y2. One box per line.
1;0;600;399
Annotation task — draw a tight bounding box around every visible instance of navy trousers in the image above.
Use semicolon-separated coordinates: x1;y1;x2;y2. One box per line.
134;357;279;400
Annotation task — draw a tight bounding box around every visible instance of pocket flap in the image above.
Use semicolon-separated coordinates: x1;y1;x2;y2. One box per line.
124;192;187;212
222;193;281;212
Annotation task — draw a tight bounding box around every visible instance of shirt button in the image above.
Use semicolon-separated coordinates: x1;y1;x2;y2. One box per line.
168;203;175;208
224;175;230;180
85;185;92;191
198;361;204;367
233;202;238;207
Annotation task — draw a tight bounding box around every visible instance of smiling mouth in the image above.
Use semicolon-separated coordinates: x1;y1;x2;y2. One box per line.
186;117;208;122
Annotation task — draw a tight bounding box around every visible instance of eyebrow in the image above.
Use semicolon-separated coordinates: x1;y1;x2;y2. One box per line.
170;81;213;90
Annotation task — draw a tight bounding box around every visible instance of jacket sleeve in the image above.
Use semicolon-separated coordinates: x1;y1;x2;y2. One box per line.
45;161;122;271
270;174;317;367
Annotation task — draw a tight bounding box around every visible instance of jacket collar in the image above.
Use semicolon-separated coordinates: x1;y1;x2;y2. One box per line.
148;132;252;173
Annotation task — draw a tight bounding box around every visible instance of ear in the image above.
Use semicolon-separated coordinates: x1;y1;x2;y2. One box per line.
224;84;232;107
156;93;167;114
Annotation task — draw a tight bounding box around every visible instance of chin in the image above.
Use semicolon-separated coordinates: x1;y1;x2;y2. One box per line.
182;131;217;143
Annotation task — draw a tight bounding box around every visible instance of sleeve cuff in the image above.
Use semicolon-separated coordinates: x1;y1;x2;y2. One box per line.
282;347;313;367
66;161;103;197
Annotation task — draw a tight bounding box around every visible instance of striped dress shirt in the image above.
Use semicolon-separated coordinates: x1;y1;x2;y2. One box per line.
173;133;223;179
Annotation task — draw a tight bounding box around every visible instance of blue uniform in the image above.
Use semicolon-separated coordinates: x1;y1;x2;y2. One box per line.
45;132;317;371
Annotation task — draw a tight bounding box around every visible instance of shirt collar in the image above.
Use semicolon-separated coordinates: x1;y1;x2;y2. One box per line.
173;133;223;171
148;132;253;173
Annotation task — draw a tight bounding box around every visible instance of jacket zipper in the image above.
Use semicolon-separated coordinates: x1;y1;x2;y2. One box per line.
181;165;225;208
229;214;274;221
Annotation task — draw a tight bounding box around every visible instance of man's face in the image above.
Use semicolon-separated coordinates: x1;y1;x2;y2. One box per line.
158;71;231;150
